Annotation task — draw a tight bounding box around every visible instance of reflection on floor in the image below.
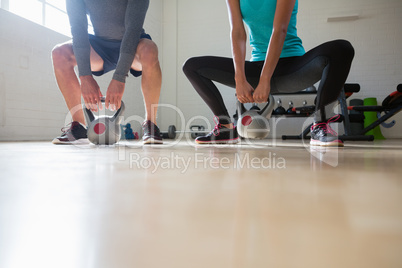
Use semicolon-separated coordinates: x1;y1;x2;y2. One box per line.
1;139;402;268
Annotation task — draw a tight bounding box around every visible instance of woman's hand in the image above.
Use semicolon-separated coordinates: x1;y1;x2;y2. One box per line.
236;79;254;103
253;80;271;103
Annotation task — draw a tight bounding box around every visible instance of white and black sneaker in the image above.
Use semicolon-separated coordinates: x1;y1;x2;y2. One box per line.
142;120;163;144
195;118;239;144
52;121;89;145
310;115;344;147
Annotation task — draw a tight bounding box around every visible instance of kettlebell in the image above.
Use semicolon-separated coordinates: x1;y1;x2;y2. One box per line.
236;95;275;139
84;98;125;145
273;98;286;115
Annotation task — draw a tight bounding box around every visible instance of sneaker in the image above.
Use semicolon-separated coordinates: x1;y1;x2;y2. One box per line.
142;120;163;144
52;121;89;145
195;119;239;144
310;115;344;147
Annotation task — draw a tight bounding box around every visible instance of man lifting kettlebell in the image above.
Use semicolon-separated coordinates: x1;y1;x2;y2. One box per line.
52;0;163;145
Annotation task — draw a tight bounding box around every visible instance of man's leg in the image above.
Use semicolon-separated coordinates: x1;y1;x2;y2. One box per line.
131;39;162;125
51;41;104;126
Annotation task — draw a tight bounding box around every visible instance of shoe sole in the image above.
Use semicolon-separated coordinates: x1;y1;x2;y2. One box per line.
52;138;90;145
143;138;163;145
310;139;344;147
195;138;240;145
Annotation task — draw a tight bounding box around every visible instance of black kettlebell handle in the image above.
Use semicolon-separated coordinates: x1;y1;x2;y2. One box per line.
83;97;125;123
236;94;274;118
258;94;275;117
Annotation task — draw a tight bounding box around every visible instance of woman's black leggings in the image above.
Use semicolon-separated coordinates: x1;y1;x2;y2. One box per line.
182;39;355;124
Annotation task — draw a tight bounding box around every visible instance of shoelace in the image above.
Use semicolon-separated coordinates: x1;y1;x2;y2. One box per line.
143;121;151;133
143;120;158;135
211;116;221;136
311;114;341;136
60;122;73;134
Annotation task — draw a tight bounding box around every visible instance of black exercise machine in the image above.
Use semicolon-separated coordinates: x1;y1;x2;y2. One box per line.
279;83;402;141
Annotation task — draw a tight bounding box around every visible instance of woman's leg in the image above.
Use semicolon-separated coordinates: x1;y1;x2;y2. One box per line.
183;56;263;124
272;39;355;121
183;40;354;124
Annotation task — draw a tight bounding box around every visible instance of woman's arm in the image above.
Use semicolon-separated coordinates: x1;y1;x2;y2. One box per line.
226;0;254;103
253;0;296;103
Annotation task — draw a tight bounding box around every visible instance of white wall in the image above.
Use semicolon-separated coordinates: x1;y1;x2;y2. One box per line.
0;8;69;141
298;0;402;138
0;1;162;141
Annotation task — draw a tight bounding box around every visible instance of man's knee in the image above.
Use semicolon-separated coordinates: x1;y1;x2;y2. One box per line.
137;40;159;67
52;43;75;66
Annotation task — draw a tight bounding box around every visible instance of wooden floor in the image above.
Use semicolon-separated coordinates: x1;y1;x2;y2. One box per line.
1;139;402;268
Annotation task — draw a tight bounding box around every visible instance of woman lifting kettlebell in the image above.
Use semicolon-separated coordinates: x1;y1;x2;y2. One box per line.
183;0;354;147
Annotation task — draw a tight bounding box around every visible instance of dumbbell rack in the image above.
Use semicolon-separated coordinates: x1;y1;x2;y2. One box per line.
271;90;317;118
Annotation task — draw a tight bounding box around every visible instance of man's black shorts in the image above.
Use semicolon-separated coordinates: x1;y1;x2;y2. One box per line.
88;32;152;77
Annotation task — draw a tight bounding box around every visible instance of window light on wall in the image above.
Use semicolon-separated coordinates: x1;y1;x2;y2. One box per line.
1;0;94;37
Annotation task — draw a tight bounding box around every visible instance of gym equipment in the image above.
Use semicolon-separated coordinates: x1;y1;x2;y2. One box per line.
346;85;402;138
189;125;207;139
362;98;385;140
161;125;177;139
282;83;402;141
84;99;125;145
160;125;208;139
292;104;315;116
236;94;275;139
123;123;138;140
305;85;317;93
287;101;296;114
348;99;364;135
250;103;261;111
273;98;286;115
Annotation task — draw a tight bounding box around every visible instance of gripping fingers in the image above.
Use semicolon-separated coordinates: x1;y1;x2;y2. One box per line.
105;95;110;110
105;95;116;111
91;98;98;112
83;97;90;110
110;96;116;111
97;95;103;111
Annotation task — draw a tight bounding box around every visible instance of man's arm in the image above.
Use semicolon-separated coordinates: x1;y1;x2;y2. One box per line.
66;0;103;111
112;0;150;83
105;0;150;110
66;0;91;77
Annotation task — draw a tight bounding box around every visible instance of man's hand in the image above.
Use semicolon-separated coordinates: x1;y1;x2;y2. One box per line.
236;79;254;103
80;75;103;112
253;81;271;103
105;79;125;111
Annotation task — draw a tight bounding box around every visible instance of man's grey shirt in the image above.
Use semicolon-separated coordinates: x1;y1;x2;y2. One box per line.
66;0;150;83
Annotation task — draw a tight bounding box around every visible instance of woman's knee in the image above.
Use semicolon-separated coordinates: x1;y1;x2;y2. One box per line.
182;57;201;76
333;39;355;60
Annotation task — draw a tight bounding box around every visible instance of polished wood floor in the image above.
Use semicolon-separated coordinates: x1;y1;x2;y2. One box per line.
1;139;402;268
